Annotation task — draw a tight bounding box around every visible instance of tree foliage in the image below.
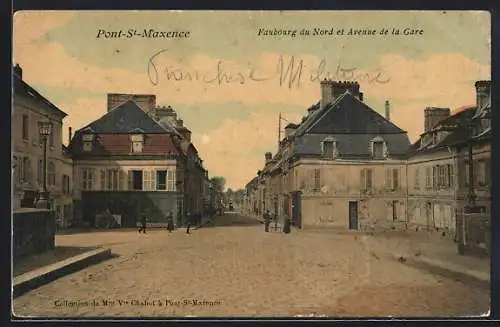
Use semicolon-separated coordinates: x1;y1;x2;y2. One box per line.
209;176;226;193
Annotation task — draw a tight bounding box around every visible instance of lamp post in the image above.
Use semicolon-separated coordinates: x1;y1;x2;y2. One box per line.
36;120;53;210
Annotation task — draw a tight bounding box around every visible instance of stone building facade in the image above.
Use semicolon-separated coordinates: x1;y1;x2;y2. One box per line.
12;64;73;221
67;94;210;227
245;79;491;243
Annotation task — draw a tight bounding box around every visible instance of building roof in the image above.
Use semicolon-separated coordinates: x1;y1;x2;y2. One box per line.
13;74;67;118
304;92;406;135
290;91;410;159
77;100;177;134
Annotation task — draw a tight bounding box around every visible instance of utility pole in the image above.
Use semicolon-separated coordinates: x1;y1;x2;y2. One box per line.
278;112;282;151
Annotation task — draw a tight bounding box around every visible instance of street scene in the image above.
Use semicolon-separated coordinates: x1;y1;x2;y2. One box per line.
12;11;491;318
13;213;489;317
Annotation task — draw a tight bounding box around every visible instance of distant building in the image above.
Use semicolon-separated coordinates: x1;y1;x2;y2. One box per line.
12;64;72;218
68;94;209;227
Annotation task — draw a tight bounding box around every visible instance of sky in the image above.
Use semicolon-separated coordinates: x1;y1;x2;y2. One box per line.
13;11;490;189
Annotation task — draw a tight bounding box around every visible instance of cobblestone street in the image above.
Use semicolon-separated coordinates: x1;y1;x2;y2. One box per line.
13;214;489;318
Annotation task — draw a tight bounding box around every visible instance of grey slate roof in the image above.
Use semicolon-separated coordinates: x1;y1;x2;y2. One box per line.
291;91;410;159
306;92;406;134
78;100;176;134
13;74;67;117
293;133;411;158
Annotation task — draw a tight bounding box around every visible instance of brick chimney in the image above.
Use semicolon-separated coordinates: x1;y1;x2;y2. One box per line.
178;126;191;142
320;80;361;109
68;127;72;144
475;80;491;109
13;64;22;79
320;79;334;109
385;100;390;121
424;107;450;132
331;81;360;99
107;93;156;112
265;152;272;163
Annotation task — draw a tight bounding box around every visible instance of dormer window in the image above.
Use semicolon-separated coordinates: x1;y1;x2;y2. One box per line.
82;134;94;152
321;137;339;159
370;136;387;160
131;134;144;153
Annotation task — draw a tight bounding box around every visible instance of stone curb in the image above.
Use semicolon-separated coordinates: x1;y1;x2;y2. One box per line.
13;247;112;298
395;254;490;289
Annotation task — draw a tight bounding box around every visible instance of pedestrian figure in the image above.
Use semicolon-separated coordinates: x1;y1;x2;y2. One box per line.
283;214;291;234
166;211;174;233
138;213;147;234
185;212;192;234
263;210;271;232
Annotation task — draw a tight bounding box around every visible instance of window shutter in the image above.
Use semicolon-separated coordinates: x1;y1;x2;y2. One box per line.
100;169;106;190
151;170;156;190
360;169;366;190
366;169;372;189
128;171;133;190
142;170;148;190
119;169;126;190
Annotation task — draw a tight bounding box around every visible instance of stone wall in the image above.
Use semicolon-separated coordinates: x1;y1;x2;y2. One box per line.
13;209;55;260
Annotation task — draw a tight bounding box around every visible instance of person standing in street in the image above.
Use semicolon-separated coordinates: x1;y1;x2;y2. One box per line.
166;211;174;233
263;210;271;232
283;213;291;234
185;212;192;234
138;212;147;234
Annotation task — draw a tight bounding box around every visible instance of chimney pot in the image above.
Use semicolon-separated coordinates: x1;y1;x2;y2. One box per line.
385;100;390;121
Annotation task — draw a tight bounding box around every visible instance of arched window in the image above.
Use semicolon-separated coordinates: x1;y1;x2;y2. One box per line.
321;137;339;159
370;136;387;160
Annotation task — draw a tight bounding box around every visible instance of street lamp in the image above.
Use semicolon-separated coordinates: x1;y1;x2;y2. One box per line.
36;119;53;210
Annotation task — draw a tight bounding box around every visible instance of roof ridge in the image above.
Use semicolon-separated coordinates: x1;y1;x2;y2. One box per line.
351;95;407;134
75;99;139;133
301;92;349;135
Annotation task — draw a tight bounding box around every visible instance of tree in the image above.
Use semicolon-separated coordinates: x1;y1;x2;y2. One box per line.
210;176;226;194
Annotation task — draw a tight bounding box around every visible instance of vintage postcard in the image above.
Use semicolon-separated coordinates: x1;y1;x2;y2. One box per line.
12;10;491;318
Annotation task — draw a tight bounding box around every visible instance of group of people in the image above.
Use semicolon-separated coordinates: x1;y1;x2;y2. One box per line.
262;210;291;234
138;210;206;235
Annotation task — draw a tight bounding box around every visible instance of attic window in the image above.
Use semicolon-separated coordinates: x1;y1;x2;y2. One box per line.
82;134;94;152
131;134;144;153
321;137;338;159
371;136;387;160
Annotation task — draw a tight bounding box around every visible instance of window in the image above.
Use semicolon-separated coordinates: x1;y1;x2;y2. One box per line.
361;168;373;190
128;170;143;190
385;168;399;190
62;174;70;194
22;115;29;140
447;164;453;189
425;167;431;189
432;166;438;190
476;160;489;186
131;135;144;153
393;168;399;189
18;157;31;184
322;139;338;159
313;169;321;192
414;168;420;190
143;170;155;190
464;161;470;187
167;170;176;191
107;169;119;190
371;137;386;159
81;168;94;190
156;170;167;190
82;134;93;152
48;162;55;185
37;159;43;185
